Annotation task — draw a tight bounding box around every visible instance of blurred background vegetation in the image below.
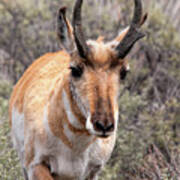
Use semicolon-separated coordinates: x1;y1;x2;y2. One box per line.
0;0;180;179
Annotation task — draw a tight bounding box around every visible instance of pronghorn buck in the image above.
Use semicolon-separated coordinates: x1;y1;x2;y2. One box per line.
9;0;147;179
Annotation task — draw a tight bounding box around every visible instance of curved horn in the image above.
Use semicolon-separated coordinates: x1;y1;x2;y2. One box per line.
116;0;147;59
72;0;89;59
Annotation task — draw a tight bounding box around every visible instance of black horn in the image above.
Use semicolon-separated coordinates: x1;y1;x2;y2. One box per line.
116;0;147;59
72;0;90;59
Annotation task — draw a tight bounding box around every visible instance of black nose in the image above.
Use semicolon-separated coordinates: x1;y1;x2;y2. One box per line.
95;121;114;133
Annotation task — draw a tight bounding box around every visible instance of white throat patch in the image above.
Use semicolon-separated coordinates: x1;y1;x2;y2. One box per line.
62;89;84;129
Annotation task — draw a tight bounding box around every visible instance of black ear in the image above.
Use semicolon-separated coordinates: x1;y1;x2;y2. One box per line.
57;7;75;52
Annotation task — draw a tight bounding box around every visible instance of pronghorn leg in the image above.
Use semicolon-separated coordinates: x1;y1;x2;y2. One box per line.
31;164;54;180
23;168;29;180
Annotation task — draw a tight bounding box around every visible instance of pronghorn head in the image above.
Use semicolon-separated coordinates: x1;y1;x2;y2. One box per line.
57;0;147;138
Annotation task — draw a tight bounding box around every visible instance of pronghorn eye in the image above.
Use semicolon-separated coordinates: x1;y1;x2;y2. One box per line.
120;66;129;80
70;66;83;78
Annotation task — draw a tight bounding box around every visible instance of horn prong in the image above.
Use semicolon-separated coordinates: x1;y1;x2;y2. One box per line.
116;0;147;59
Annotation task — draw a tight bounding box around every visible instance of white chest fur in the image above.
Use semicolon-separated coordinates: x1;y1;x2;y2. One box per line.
11;107;25;164
44;138;109;180
11;98;116;180
41;107;107;179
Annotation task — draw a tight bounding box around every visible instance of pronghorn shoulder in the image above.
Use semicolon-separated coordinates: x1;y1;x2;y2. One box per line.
9;50;70;124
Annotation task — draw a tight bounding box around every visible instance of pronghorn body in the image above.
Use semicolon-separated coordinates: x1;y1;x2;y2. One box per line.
9;0;147;179
9;50;116;180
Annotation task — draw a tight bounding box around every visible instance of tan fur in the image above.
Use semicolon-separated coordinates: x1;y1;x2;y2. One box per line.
96;36;105;43
25;135;35;167
9;25;129;179
115;28;129;42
